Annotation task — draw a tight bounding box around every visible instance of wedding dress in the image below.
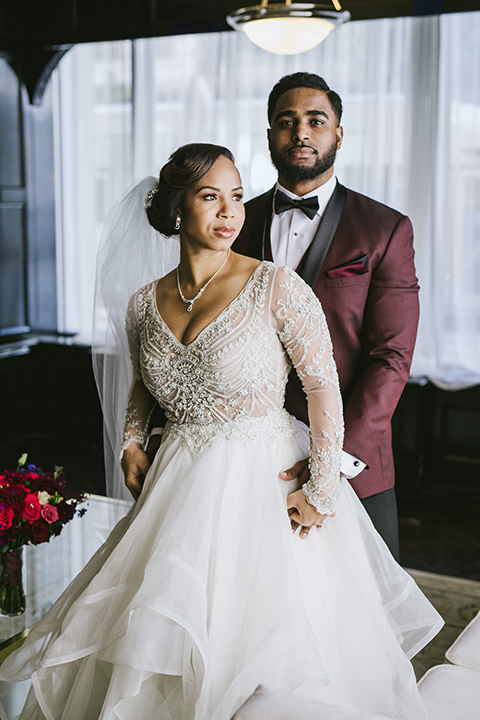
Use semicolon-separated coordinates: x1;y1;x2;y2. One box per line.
0;262;443;720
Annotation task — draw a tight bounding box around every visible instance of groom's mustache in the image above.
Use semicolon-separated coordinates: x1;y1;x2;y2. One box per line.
287;144;317;153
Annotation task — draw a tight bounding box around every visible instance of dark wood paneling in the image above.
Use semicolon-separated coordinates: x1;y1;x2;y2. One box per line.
0;341;105;496
0;348;32;441
391;380;427;496
0;1;72;45
428;386;480;491
73;0;142;31
1;0;480;51
393;381;480;496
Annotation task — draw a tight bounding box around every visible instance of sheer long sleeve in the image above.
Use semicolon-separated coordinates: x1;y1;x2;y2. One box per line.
271;266;344;515
120;294;157;458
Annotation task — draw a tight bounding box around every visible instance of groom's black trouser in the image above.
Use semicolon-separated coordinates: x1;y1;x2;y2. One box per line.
360;487;400;562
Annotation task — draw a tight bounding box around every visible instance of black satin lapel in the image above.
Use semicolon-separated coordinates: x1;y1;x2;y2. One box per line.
299;184;347;288
248;188;275;261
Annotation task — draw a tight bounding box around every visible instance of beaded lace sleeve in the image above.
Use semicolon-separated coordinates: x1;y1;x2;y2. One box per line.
271;266;344;515
120;292;157;459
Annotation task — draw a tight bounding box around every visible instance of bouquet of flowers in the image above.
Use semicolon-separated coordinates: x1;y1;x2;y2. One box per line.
0;453;88;615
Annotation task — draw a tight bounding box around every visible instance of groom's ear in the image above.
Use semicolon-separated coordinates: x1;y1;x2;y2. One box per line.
336;125;343;150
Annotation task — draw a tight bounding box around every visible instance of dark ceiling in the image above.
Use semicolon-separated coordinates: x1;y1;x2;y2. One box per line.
1;0;480;52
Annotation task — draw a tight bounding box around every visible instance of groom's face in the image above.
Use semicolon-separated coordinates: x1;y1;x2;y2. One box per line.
267;87;343;193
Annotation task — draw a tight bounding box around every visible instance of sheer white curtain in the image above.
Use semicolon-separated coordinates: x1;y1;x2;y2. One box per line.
53;41;133;343
52;13;480;383
410;12;480;385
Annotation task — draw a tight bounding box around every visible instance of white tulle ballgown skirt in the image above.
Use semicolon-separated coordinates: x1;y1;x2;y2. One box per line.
0;414;443;720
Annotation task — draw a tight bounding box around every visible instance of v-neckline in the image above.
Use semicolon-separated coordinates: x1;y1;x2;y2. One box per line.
152;261;266;349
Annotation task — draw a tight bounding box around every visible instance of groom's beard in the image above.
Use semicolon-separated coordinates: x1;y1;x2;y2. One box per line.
270;139;338;184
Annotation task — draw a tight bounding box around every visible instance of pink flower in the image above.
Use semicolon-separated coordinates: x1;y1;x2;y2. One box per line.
22;493;41;523
41;505;59;524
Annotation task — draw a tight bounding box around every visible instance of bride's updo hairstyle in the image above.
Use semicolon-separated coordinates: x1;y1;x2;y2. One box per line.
146;143;235;237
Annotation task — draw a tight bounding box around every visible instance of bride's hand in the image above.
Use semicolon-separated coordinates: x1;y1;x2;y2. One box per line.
286;489;332;540
121;444;150;501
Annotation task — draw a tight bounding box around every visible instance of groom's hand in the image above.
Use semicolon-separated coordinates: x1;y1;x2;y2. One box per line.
279;458;309;534
145;433;162;464
279;458;310;488
280;459;331;539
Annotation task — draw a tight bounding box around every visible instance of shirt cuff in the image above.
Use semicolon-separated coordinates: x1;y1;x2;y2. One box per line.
341;451;366;479
149;427;164;438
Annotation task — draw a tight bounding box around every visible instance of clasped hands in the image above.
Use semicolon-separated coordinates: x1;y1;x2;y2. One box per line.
122;444;330;538
280;458;333;539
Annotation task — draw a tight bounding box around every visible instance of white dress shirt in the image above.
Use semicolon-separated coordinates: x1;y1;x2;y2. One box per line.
270;176;337;271
270;177;366;480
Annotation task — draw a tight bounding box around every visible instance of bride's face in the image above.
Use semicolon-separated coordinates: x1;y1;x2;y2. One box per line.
179;155;245;252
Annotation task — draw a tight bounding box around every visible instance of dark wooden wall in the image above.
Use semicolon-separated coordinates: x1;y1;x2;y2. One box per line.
1;0;479;52
0;339;105;495
393;382;480;498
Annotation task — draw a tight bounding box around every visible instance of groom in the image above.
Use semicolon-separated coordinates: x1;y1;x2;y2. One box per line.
233;73;419;560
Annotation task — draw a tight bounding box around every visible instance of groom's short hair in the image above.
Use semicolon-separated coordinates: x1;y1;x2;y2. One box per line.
267;72;343;126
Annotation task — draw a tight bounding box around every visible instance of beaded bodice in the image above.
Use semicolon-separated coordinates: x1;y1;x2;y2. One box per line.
123;262;343;514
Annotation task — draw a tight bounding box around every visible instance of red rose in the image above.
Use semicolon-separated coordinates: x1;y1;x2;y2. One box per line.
41;505;59;524
0;504;14;529
22;493;41;523
30;523;51;545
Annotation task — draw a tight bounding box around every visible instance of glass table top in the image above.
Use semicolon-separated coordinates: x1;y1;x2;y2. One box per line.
0;494;131;662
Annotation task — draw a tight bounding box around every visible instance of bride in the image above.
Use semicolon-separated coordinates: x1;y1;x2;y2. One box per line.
0;143;442;720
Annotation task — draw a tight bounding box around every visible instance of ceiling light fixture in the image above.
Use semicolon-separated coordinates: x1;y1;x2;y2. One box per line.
227;0;351;55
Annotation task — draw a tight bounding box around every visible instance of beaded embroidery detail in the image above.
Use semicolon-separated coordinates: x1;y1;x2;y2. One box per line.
163;408;296;459
122;262;344;514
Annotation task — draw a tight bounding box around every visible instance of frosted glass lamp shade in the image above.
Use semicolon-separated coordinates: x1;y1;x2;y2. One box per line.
242;17;334;54
227;3;350;55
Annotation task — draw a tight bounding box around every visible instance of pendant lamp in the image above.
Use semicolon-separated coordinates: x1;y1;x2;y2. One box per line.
227;0;350;55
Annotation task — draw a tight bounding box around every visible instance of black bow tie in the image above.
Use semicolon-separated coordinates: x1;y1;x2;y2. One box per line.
274;190;319;220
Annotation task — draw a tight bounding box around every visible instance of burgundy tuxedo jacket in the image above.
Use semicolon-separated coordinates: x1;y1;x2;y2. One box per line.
233;183;419;498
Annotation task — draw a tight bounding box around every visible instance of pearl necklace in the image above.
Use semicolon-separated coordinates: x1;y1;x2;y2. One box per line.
176;249;231;313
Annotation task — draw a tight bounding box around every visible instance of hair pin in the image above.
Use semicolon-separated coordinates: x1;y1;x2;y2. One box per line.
145;187;159;208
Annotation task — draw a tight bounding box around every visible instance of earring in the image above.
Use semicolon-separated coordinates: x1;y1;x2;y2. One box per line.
175;216;181;231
